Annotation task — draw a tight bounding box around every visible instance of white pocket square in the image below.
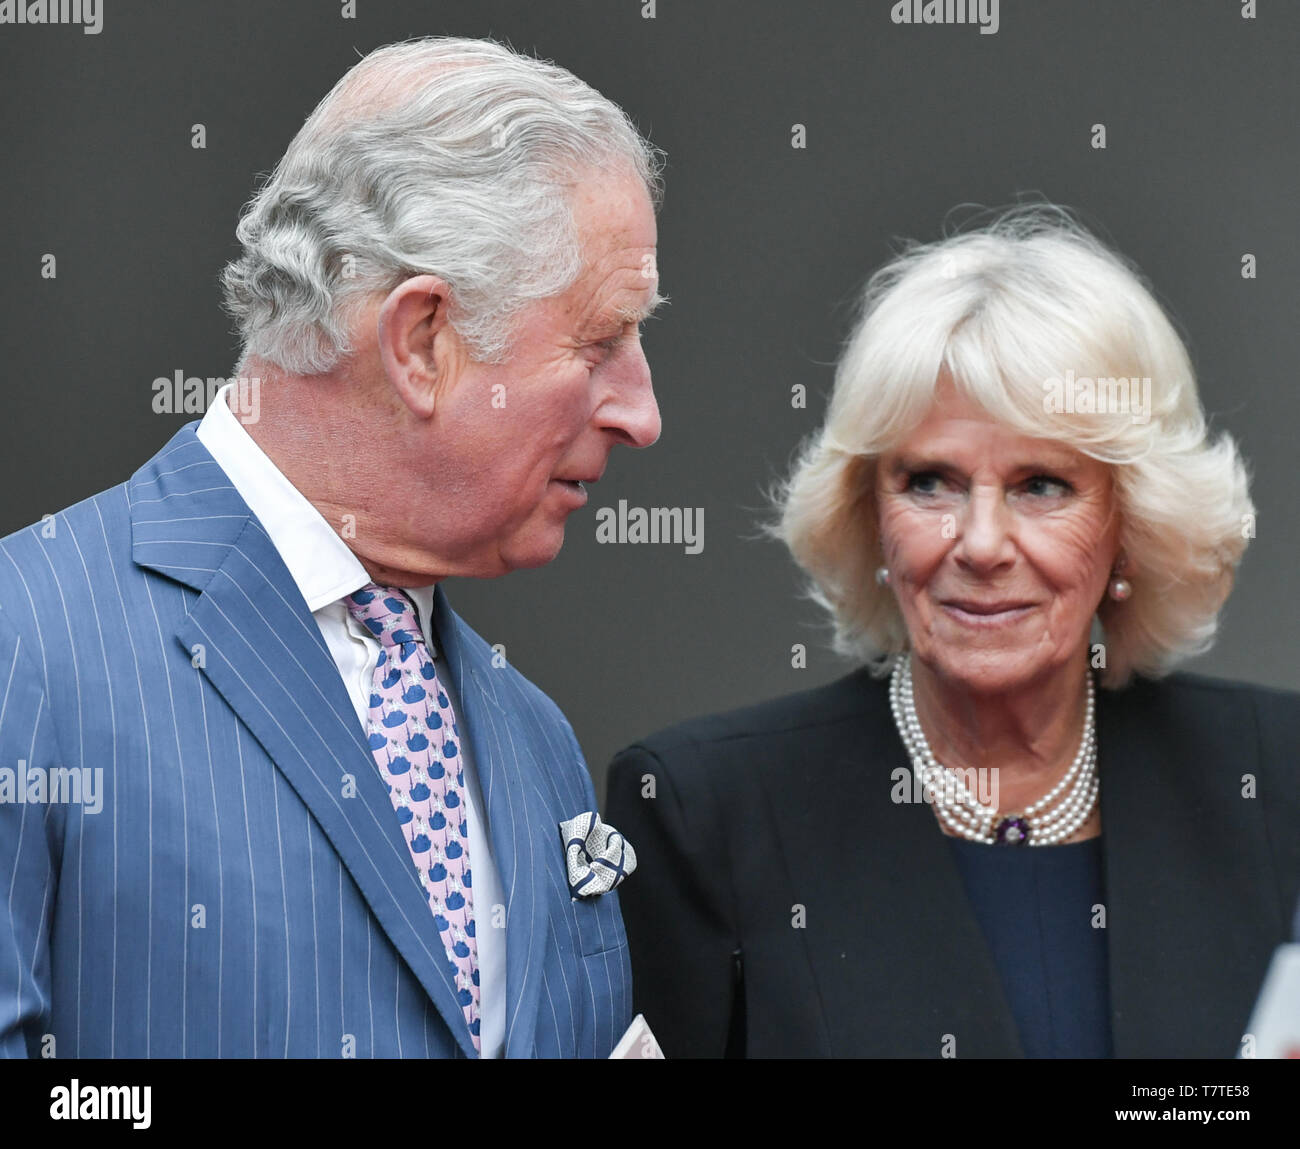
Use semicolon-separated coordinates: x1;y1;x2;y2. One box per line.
559;811;636;897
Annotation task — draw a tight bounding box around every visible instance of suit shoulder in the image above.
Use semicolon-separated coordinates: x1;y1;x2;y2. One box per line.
1123;669;1300;724
624;666;885;762
1111;671;1300;804
0;478;131;554
0;481;133;608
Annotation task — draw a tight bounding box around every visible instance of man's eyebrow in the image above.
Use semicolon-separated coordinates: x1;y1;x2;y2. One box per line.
612;290;668;326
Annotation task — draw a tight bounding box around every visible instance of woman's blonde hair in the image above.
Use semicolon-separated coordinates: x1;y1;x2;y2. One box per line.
772;205;1254;688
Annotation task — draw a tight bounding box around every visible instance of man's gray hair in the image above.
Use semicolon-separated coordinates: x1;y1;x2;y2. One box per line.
221;36;664;376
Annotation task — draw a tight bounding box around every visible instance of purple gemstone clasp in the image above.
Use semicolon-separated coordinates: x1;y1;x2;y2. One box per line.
994;816;1031;846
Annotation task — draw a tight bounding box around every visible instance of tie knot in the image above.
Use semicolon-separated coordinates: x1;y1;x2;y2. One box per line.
344;583;423;649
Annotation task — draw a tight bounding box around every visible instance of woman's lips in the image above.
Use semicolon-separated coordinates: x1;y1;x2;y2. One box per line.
940;601;1037;627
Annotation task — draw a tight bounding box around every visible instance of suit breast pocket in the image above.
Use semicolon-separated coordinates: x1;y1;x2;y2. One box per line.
569;887;629;957
551;886;632;1054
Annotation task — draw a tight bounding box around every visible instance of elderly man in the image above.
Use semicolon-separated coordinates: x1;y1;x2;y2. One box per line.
0;37;662;1059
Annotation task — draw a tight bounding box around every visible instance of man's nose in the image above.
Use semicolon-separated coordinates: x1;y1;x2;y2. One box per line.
605;340;661;448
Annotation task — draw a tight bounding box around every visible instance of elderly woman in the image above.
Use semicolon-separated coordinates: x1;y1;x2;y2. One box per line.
606;206;1300;1058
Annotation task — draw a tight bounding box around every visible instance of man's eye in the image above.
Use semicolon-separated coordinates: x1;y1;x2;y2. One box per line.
594;322;646;354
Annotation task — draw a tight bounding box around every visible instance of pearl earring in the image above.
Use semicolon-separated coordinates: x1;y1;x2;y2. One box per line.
875;567;890;587
1108;575;1131;601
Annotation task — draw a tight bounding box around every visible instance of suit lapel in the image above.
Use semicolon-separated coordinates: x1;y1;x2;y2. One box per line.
130;424;478;1058
432;586;549;1058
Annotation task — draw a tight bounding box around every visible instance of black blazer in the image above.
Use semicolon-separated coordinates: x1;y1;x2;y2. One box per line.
605;668;1300;1058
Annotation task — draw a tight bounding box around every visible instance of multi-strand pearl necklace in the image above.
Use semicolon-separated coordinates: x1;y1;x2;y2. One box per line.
888;654;1099;846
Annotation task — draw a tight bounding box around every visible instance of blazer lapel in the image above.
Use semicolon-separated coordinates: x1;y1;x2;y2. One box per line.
1098;676;1278;1058
796;672;1278;1058
130;425;478;1058
766;677;1024;1057
432;586;549;1058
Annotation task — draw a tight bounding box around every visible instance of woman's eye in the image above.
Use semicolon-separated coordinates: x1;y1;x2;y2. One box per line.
905;471;946;495
1023;475;1072;498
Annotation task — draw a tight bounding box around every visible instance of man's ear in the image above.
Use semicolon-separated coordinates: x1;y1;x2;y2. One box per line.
376;274;467;419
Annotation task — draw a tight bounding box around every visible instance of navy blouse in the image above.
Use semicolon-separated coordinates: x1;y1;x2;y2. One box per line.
946;835;1113;1058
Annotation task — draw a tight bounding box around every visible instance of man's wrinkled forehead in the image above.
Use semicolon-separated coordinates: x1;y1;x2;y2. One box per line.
565;177;662;326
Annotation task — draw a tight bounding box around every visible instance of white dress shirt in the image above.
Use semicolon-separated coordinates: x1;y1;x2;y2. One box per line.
196;383;506;1057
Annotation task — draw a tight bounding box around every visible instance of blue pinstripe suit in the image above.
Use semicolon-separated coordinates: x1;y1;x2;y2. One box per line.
0;423;631;1058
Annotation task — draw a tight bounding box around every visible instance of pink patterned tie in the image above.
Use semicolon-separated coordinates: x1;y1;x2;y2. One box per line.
344;583;481;1053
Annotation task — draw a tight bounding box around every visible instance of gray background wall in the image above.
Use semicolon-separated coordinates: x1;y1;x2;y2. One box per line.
2;1;1295;797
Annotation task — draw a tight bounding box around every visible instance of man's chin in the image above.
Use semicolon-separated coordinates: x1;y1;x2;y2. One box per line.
441;528;567;580
495;529;566;576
